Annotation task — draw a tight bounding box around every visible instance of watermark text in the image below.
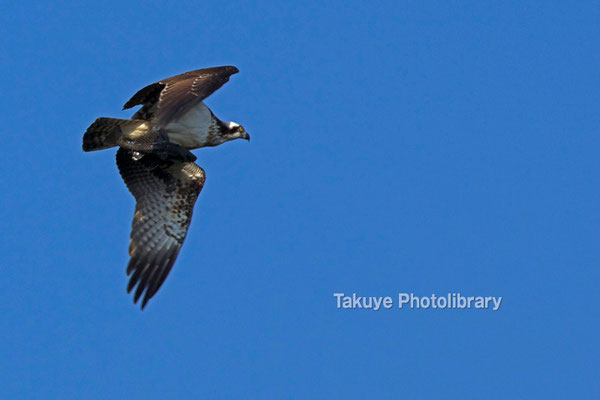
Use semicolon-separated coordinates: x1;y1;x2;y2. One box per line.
333;292;502;311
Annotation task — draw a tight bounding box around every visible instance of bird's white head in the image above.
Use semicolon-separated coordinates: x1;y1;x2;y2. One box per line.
223;121;250;142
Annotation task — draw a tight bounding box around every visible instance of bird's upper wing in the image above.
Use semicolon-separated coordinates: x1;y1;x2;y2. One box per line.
116;147;206;309
122;66;239;126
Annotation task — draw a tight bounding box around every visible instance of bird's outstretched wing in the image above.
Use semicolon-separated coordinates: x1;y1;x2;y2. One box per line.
116;147;206;309
122;66;239;126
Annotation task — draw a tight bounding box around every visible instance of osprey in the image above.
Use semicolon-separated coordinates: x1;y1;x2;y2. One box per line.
83;66;249;309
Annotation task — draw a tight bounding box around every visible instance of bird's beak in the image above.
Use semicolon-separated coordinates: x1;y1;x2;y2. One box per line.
243;131;250;141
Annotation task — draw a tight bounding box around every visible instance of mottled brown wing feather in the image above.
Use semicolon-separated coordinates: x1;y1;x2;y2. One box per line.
122;66;239;125
116;147;206;309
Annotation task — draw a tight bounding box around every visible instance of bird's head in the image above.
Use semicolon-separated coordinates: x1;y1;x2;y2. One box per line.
223;121;250;142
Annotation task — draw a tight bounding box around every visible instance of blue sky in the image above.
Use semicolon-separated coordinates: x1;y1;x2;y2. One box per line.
1;1;598;398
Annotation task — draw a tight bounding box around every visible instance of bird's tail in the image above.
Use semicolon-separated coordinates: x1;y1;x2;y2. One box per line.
82;118;148;152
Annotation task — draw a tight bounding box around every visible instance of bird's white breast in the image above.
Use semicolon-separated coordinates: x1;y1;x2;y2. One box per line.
164;102;216;149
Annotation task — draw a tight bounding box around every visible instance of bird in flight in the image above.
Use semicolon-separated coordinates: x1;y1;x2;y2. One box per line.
82;66;249;309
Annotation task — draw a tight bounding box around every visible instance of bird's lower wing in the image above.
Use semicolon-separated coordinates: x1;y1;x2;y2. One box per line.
116;148;206;309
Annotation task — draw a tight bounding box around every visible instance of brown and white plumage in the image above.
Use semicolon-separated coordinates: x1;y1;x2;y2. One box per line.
82;66;249;309
83;65;249;154
116;148;205;308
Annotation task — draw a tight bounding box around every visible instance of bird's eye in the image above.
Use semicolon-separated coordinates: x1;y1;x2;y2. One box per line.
238;126;244;132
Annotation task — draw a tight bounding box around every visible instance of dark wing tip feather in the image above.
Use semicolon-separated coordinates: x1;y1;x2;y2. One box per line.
127;244;180;309
221;65;239;75
176;65;239;78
